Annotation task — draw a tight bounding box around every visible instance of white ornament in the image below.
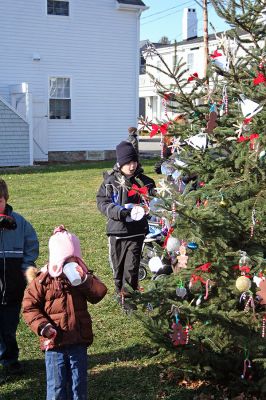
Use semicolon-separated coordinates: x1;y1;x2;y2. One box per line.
156;179;172;197
148;256;163;273
130;206;145;221
166;236;180;253
239;94;263;119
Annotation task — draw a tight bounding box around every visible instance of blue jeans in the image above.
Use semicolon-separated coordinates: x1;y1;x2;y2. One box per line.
45;344;88;400
0;304;20;366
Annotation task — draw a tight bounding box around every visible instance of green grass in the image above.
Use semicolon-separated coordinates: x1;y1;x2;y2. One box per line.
0;161;208;400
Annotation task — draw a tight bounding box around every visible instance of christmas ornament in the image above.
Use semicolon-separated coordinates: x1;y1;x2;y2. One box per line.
176;286;187;299
235;276;251;292
148;256;163;273
239;94;263;118
219;198;228;207
166;236;180;253
185;130;208;150
170;322;187;346
187;72;198;82
128;184;148;199
239;251;252;269
205;110;218;134
187;242;198;250
130;206;145;221
253;72;266;86
241;358;252;380
175;244;188;269
156;179;172;197
210;49;229;71
150;122;171;138
258;280;266;305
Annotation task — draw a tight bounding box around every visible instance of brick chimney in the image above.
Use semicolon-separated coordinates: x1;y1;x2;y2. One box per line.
182;8;197;40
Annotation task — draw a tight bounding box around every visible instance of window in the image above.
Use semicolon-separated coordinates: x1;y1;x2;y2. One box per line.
187;53;194;71
49;77;71;119
47;0;69;16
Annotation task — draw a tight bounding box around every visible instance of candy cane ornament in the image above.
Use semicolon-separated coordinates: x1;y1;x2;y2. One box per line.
262;315;266;338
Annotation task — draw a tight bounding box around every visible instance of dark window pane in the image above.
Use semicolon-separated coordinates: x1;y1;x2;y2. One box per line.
47;1;69;16
49;99;71;119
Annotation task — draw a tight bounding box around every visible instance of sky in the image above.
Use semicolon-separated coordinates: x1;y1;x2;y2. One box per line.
140;0;230;43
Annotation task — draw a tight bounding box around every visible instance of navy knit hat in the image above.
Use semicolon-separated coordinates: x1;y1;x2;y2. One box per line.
116;141;138;167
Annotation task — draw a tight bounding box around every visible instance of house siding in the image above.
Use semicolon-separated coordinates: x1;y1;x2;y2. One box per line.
0;0;143;162
0;100;30;166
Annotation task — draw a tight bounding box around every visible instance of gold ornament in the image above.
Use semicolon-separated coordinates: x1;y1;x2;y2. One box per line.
219;199;228;207
235;276;251;292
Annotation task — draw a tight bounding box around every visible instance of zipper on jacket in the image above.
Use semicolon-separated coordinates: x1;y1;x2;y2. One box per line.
0;229;7;305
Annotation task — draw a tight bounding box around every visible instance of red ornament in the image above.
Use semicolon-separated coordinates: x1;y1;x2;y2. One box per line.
253;72;266;86
187;72;198;82
170;322;187;346
210;49;223;59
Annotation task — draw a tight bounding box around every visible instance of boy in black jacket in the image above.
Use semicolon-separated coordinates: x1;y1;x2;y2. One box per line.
96;141;155;310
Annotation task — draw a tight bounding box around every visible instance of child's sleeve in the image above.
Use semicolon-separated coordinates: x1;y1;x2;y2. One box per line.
76;272;107;304
22;280;51;336
96;180;124;221
21;220;39;271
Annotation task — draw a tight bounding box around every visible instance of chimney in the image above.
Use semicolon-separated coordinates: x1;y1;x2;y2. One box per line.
182;8;197;41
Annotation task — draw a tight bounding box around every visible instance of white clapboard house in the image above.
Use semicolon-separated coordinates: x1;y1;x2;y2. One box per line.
139;8;261;122
0;0;147;166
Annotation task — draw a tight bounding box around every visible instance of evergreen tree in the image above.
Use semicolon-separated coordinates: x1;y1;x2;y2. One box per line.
136;0;266;395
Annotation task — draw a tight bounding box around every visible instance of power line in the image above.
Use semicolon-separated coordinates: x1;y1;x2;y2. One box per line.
141;1;195;26
141;1;192;20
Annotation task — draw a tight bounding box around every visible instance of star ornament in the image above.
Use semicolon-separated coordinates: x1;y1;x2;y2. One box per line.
168;137;183;154
156;179;172;197
115;175;129;191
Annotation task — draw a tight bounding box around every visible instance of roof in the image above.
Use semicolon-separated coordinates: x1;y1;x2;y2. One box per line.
117;0;146;6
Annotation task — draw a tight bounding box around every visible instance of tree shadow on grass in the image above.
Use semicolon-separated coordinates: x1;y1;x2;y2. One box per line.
0;346;197;400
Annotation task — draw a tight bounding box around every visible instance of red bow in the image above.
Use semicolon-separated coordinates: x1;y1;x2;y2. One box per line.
195;262;212;272
237;133;259;150
128;184;148;198
187;72;198;82
210;49;222;59
253;72;266;86
163;227;174;248
190;274;206;285
150;122;170;138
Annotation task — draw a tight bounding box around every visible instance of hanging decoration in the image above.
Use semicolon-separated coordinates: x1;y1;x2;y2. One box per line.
239;94;263;119
210;49;229;72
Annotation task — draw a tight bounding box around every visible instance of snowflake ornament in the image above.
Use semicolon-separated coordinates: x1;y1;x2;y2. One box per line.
115;175;129;191
156;179;172;197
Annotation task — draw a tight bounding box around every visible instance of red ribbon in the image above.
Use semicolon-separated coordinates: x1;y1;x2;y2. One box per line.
253;72;266;86
150;122;170;138
237;133;259;150
190;274;206;285
210;49;222;59
187;72;198;82
128;184;148;198
163;227;174;248
195;262;212;272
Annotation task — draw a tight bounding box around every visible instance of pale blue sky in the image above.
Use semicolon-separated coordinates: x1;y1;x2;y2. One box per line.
140;0;230;42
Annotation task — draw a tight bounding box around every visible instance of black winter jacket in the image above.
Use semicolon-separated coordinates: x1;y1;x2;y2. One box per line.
96;165;155;237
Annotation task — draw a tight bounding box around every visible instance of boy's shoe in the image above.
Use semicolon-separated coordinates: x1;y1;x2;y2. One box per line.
116;295;137;312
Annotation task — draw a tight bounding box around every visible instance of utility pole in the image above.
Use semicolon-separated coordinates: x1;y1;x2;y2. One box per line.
194;0;209;78
203;0;209;79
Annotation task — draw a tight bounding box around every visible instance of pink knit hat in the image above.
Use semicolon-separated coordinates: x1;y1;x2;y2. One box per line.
48;225;82;277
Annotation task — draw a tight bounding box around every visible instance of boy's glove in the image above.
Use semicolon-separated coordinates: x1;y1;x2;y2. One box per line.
120;209;131;220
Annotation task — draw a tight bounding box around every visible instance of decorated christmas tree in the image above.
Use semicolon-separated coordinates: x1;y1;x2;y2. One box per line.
136;0;266;395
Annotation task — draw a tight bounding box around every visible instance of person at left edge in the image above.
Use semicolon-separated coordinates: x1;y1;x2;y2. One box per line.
0;178;39;379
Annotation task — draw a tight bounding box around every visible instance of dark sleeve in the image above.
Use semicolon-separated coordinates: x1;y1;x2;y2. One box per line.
96;178;125;221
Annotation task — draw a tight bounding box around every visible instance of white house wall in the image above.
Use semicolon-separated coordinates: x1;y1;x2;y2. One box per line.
0;0;142;162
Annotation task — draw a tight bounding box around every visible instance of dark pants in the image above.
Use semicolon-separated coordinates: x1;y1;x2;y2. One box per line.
108;235;144;292
0;304;20;366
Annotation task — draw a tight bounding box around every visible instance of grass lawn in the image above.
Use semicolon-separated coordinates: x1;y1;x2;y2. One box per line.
0;160;209;400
